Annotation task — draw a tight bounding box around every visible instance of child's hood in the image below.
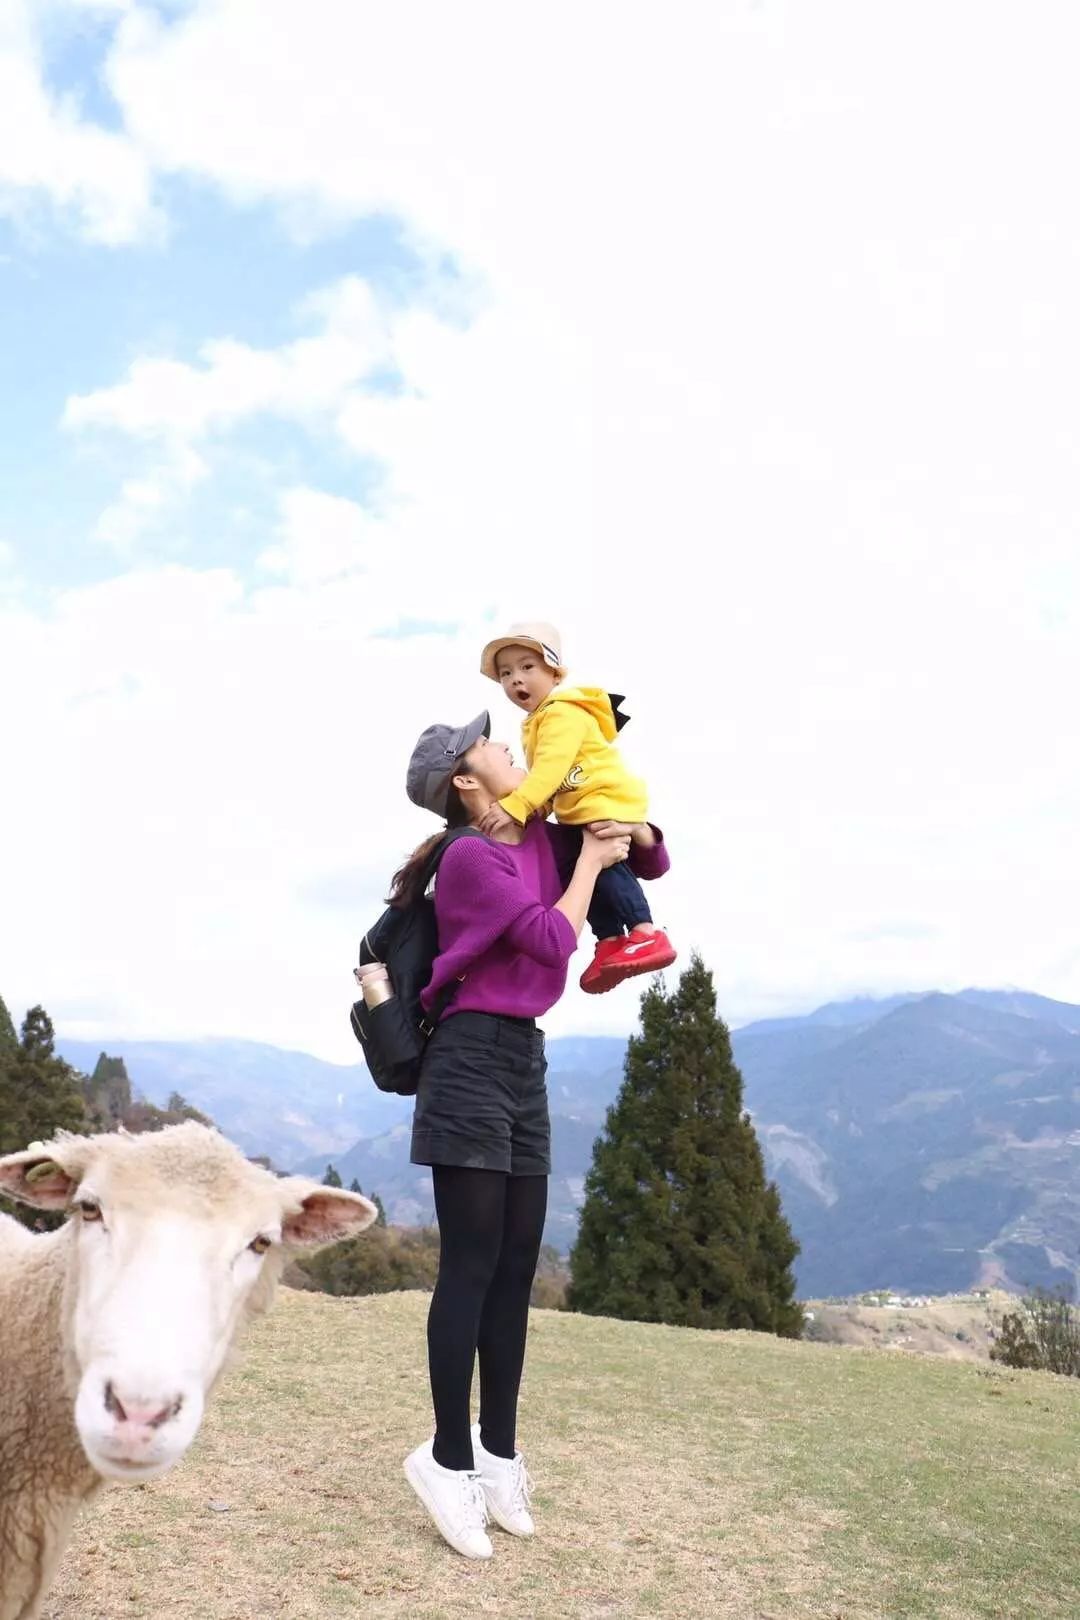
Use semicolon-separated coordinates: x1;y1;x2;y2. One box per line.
538;685;622;741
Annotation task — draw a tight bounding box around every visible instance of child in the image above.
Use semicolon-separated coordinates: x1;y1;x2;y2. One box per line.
478;620;676;994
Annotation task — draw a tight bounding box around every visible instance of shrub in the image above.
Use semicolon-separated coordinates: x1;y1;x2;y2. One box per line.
991;1289;1080;1377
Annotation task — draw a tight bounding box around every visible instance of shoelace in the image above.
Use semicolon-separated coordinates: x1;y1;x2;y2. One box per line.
462;1471;489;1530
507;1455;533;1514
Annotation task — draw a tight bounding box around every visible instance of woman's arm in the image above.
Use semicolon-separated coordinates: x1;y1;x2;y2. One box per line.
436;831;627;970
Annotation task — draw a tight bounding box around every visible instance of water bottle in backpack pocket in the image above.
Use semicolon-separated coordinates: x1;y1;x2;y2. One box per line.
348;828;484;1095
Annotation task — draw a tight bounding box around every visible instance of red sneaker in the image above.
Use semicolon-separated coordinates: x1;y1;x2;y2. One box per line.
580;929;677;994
580;937;626;995
617;926;677;978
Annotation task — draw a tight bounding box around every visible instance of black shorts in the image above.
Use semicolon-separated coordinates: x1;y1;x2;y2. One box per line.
410;1011;551;1177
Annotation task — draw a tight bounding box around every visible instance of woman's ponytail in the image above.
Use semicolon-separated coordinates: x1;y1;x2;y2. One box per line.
386;782;470;908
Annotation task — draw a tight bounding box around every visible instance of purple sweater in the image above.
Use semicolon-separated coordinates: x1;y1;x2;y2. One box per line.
421;821;671;1022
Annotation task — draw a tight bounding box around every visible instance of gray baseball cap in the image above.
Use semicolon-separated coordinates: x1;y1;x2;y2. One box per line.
406;711;491;818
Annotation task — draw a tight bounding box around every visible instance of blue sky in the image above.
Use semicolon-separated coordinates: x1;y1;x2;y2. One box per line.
1;176;443;597
3;1;1080;1060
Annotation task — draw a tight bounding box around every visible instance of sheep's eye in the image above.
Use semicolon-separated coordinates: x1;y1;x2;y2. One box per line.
249;1234;272;1256
77;1200;103;1223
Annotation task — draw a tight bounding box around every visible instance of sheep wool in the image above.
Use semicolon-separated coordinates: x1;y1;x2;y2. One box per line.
0;1122;376;1620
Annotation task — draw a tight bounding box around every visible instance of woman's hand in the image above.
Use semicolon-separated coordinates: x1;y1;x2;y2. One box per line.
588;819;655;847
555;826;631;937
478;803;516;838
580;827;631;869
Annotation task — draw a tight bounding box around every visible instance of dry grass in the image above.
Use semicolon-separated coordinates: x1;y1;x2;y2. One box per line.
45;1289;1080;1620
804;1294;1009;1362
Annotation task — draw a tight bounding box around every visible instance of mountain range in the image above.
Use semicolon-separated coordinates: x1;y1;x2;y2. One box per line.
58;986;1080;1297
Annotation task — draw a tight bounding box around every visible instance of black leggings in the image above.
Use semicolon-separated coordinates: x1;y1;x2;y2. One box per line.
428;1165;548;1471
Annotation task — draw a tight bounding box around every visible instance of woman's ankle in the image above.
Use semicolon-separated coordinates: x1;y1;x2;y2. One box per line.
433;1433;474;1473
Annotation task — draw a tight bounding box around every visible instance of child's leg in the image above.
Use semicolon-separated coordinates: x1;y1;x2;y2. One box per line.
589;862;652;940
557;829;647;940
552;825;582;888
580;864;675;994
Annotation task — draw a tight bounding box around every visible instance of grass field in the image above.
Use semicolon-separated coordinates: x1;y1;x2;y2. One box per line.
45;1289;1080;1620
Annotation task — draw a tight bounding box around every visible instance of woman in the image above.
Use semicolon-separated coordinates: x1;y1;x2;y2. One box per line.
395;710;670;1559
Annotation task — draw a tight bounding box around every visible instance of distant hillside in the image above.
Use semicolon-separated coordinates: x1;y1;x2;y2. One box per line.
803;1291;1006;1362
58;988;1080;1296
56;1037;408;1166
736;988;1080;1297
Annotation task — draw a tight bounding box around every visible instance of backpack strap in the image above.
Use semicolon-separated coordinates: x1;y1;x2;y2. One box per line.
419;825;487;895
417;826;487;1035
419;976;463;1037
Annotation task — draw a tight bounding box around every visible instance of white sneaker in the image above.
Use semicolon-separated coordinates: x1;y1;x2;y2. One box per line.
403;1439;493;1559
471;1424;535;1536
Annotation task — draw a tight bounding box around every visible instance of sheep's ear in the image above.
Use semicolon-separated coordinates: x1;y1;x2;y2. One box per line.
0;1150;78;1210
279;1182;378;1248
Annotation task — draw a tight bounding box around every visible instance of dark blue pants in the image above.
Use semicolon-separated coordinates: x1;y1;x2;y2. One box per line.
589;859;653;939
555;829;653;939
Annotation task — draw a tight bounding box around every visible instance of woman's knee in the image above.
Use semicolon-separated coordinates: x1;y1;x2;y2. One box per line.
491;1232;543;1292
436;1237;503;1299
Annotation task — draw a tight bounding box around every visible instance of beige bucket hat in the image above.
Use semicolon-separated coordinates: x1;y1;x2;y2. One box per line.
480;620;565;682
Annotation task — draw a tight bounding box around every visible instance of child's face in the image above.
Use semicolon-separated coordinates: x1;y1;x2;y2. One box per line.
495;644;558;714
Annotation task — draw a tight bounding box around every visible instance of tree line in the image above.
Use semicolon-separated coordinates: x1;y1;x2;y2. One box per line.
0;993;400;1235
319;1161;388;1227
0;997;215;1228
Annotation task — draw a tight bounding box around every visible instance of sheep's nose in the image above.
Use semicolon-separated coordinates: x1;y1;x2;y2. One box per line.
104;1380;183;1430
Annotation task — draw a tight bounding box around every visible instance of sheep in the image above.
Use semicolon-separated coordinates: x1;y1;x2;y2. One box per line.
0;1122;376;1620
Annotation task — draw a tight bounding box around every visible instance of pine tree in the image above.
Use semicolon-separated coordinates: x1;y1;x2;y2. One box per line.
0;1005;88;1229
122;1090;213;1133
0;998;23;1157
4;1007;87;1148
568;956;803;1336
345;1176;386;1223
165;1091;211;1125
322;1164;343;1188
18;1004;57;1063
84;1053;133;1130
0;994;17;1052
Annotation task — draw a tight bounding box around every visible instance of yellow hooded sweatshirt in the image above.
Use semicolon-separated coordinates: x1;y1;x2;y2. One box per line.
498;686;648;826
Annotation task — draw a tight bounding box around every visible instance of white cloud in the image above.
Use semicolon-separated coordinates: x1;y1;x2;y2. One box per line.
91;442;208;552
63;270;589;614
0;569;539;1061
3;533;1080;1065
64;1;135;13
0;0;156;242
0;537;25;606
64;275;393;441
63;274;406;553
90;1;1080;616
6;0;1080;1058
259;487;370;586
93;475;166;550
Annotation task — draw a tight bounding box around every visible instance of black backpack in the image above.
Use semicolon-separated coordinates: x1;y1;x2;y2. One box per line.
349;828;485;1095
